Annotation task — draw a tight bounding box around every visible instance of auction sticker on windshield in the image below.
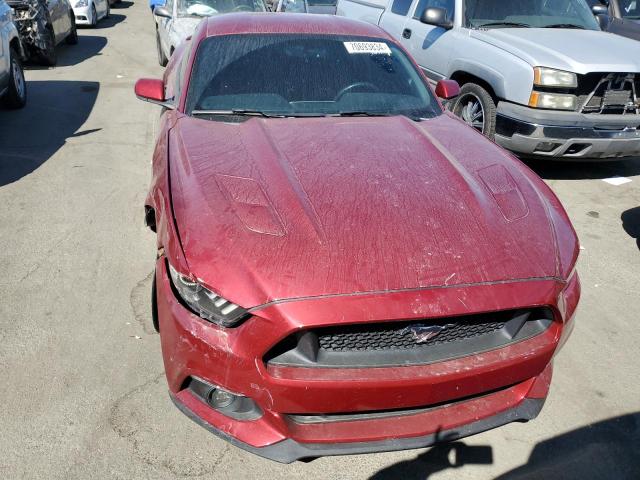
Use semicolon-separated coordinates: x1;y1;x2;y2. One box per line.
344;42;392;55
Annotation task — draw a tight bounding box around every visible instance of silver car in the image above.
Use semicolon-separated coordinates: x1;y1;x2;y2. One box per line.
154;0;267;66
1;0;26;108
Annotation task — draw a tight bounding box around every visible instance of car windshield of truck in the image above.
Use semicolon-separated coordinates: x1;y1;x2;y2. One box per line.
177;0;265;17
185;34;441;121
464;0;600;30
619;0;640;19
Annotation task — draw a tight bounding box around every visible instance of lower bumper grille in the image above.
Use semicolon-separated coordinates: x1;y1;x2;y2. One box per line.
266;308;554;368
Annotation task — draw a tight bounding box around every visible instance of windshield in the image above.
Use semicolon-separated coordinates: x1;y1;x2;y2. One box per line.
185;34;441;120
307;0;336;5
464;0;601;30
619;0;640;19
177;0;266;17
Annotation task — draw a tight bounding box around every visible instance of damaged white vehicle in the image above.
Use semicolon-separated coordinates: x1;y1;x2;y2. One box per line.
153;0;266;66
7;0;77;66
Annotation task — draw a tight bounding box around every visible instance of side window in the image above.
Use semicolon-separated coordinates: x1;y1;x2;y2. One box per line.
391;0;413;16
413;0;454;20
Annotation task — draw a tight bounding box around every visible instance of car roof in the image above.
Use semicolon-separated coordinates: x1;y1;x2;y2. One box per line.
204;13;392;40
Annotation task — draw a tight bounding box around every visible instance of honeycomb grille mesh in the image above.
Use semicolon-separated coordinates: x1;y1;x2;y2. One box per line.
317;318;506;352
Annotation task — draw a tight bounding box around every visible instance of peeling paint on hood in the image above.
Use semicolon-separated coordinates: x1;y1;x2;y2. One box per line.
168;113;566;307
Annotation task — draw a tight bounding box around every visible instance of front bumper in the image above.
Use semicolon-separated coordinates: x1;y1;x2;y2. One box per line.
496;102;640;160
156;259;578;462
72;6;93;24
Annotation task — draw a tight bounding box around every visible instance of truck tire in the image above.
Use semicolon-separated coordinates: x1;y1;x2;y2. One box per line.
3;47;27;109
156;30;168;67
451;83;496;140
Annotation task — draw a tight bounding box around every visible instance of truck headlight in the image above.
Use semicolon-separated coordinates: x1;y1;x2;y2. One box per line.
534;67;578;88
529;91;577;111
168;263;249;327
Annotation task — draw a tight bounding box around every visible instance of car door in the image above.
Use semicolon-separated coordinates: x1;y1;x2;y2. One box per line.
379;0;415;51
158;0;174;56
402;0;455;81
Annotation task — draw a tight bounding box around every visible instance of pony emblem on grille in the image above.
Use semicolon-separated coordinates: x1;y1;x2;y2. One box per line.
401;324;456;343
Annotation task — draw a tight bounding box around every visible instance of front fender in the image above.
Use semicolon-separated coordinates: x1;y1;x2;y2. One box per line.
448;39;534;105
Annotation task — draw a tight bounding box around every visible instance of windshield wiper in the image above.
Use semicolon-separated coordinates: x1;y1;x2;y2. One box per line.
477;21;531;28
544;23;585;29
334;111;425;122
191;109;285;118
333;111;392;117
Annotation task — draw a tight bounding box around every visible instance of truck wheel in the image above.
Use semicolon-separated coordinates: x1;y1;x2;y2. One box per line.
156;30;168;67
3;47;27;109
452;83;496;139
66;14;78;45
37;26;57;66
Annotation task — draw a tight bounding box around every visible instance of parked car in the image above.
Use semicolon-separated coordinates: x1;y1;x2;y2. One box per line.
1;0;26;107
71;0;110;27
7;0;77;66
275;0;337;14
134;13;580;463
153;0;267;66
338;0;640;160
587;0;640;40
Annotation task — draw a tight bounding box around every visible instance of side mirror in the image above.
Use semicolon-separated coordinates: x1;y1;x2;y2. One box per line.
154;5;172;18
420;7;453;30
135;78;170;107
592;4;608;15
435;79;460;100
592;5;610;30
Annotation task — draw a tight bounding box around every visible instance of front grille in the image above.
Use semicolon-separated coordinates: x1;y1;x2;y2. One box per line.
318;318;506;352
265;307;554;368
577;72;640;115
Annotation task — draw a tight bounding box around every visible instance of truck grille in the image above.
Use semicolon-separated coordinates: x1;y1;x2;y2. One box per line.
265;308;554;368
578;73;640;115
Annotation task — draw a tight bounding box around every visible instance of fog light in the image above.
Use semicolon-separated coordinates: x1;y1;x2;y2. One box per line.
186;377;263;420
208;388;235;409
534;141;562;153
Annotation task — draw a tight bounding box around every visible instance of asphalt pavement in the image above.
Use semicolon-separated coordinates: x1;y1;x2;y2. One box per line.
0;2;639;478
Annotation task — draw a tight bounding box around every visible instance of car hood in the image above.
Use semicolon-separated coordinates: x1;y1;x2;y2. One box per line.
469;28;640;74
169;113;565;307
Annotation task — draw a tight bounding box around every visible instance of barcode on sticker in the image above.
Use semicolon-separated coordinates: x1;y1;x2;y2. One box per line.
344;42;392;55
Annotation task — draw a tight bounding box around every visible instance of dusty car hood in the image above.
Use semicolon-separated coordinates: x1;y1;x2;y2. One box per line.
470;28;640;74
169;114;564;307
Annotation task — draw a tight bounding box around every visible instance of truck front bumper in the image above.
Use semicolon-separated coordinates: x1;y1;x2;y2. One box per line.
495;102;640;160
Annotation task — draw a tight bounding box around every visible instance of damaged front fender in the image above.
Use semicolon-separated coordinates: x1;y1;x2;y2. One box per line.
7;0;52;54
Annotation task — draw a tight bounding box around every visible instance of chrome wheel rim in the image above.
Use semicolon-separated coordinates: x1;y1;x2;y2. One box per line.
458;93;485;133
12;59;25;100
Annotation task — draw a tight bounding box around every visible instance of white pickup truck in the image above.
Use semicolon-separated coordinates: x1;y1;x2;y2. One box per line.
338;0;640;160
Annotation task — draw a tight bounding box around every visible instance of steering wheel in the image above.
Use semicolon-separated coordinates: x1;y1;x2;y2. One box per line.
334;82;380;101
232;4;254;11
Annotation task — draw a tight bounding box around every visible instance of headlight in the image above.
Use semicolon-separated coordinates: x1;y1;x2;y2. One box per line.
533;67;578;88
75;0;88;6
168;263;249;327
529;91;577;111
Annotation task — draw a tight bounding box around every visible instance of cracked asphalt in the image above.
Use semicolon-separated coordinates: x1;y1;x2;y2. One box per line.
0;2;639;479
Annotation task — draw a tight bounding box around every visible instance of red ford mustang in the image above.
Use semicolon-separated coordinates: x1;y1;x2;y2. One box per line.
135;13;580;463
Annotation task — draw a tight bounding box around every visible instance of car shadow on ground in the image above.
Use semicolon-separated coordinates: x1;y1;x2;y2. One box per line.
0;80;100;186
112;0;134;8
621;207;640;250
522;157;640;181
94;13;127;29
24;35;107;69
368;413;640;480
